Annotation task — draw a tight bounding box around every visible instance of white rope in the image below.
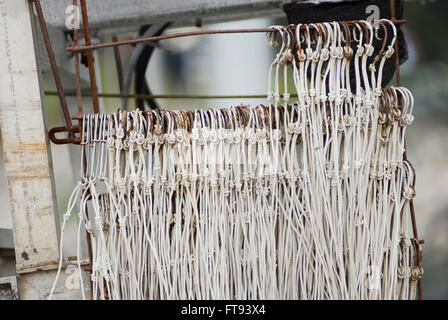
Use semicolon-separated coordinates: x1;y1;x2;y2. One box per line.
51;20;419;300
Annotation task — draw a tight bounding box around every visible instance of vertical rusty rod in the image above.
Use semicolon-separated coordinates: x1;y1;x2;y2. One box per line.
32;0;74;138
79;0;100;113
390;0;422;300
73;0;93;300
112;35;124;93
391;0;401;87
73;0;83;117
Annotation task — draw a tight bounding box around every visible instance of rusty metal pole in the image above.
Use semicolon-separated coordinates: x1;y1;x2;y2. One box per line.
32;0;74;138
79;0;100;114
66;20;407;53
113;35;124;94
390;0;423;300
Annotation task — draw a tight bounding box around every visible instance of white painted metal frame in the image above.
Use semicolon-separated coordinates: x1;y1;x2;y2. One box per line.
0;0;90;299
0;0;60;273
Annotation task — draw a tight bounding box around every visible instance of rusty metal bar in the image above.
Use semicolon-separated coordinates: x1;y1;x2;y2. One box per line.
112;35;124;93
31;0;74;138
48;125;80;145
45;91;275;100
66;19;407;53
79;0;100;114
67;27;276;53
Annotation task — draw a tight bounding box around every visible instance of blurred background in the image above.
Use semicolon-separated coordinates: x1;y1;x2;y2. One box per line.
400;0;448;300
0;0;447;299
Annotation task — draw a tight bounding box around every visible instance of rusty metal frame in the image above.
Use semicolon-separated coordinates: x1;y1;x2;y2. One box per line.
65;19;406;53
32;0;75;140
389;0;424;300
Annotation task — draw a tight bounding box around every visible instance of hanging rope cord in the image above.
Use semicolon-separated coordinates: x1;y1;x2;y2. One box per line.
50;20;420;300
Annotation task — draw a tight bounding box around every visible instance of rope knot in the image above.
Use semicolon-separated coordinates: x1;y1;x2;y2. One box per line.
365;44;375;56
306;47;314;60
116;127;124;139
356;45;364;56
385;46;395;58
405;114;415;126
411;266;424;281
320;48;329;61
403;186;416;200
297;49;306;61
118;216;127;227
107;137;115;150
374;88;383;97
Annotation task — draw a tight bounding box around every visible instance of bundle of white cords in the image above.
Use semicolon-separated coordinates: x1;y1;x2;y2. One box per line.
50;20;421;300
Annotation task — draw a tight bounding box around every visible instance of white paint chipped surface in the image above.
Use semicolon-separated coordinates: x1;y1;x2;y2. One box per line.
0;0;60;274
